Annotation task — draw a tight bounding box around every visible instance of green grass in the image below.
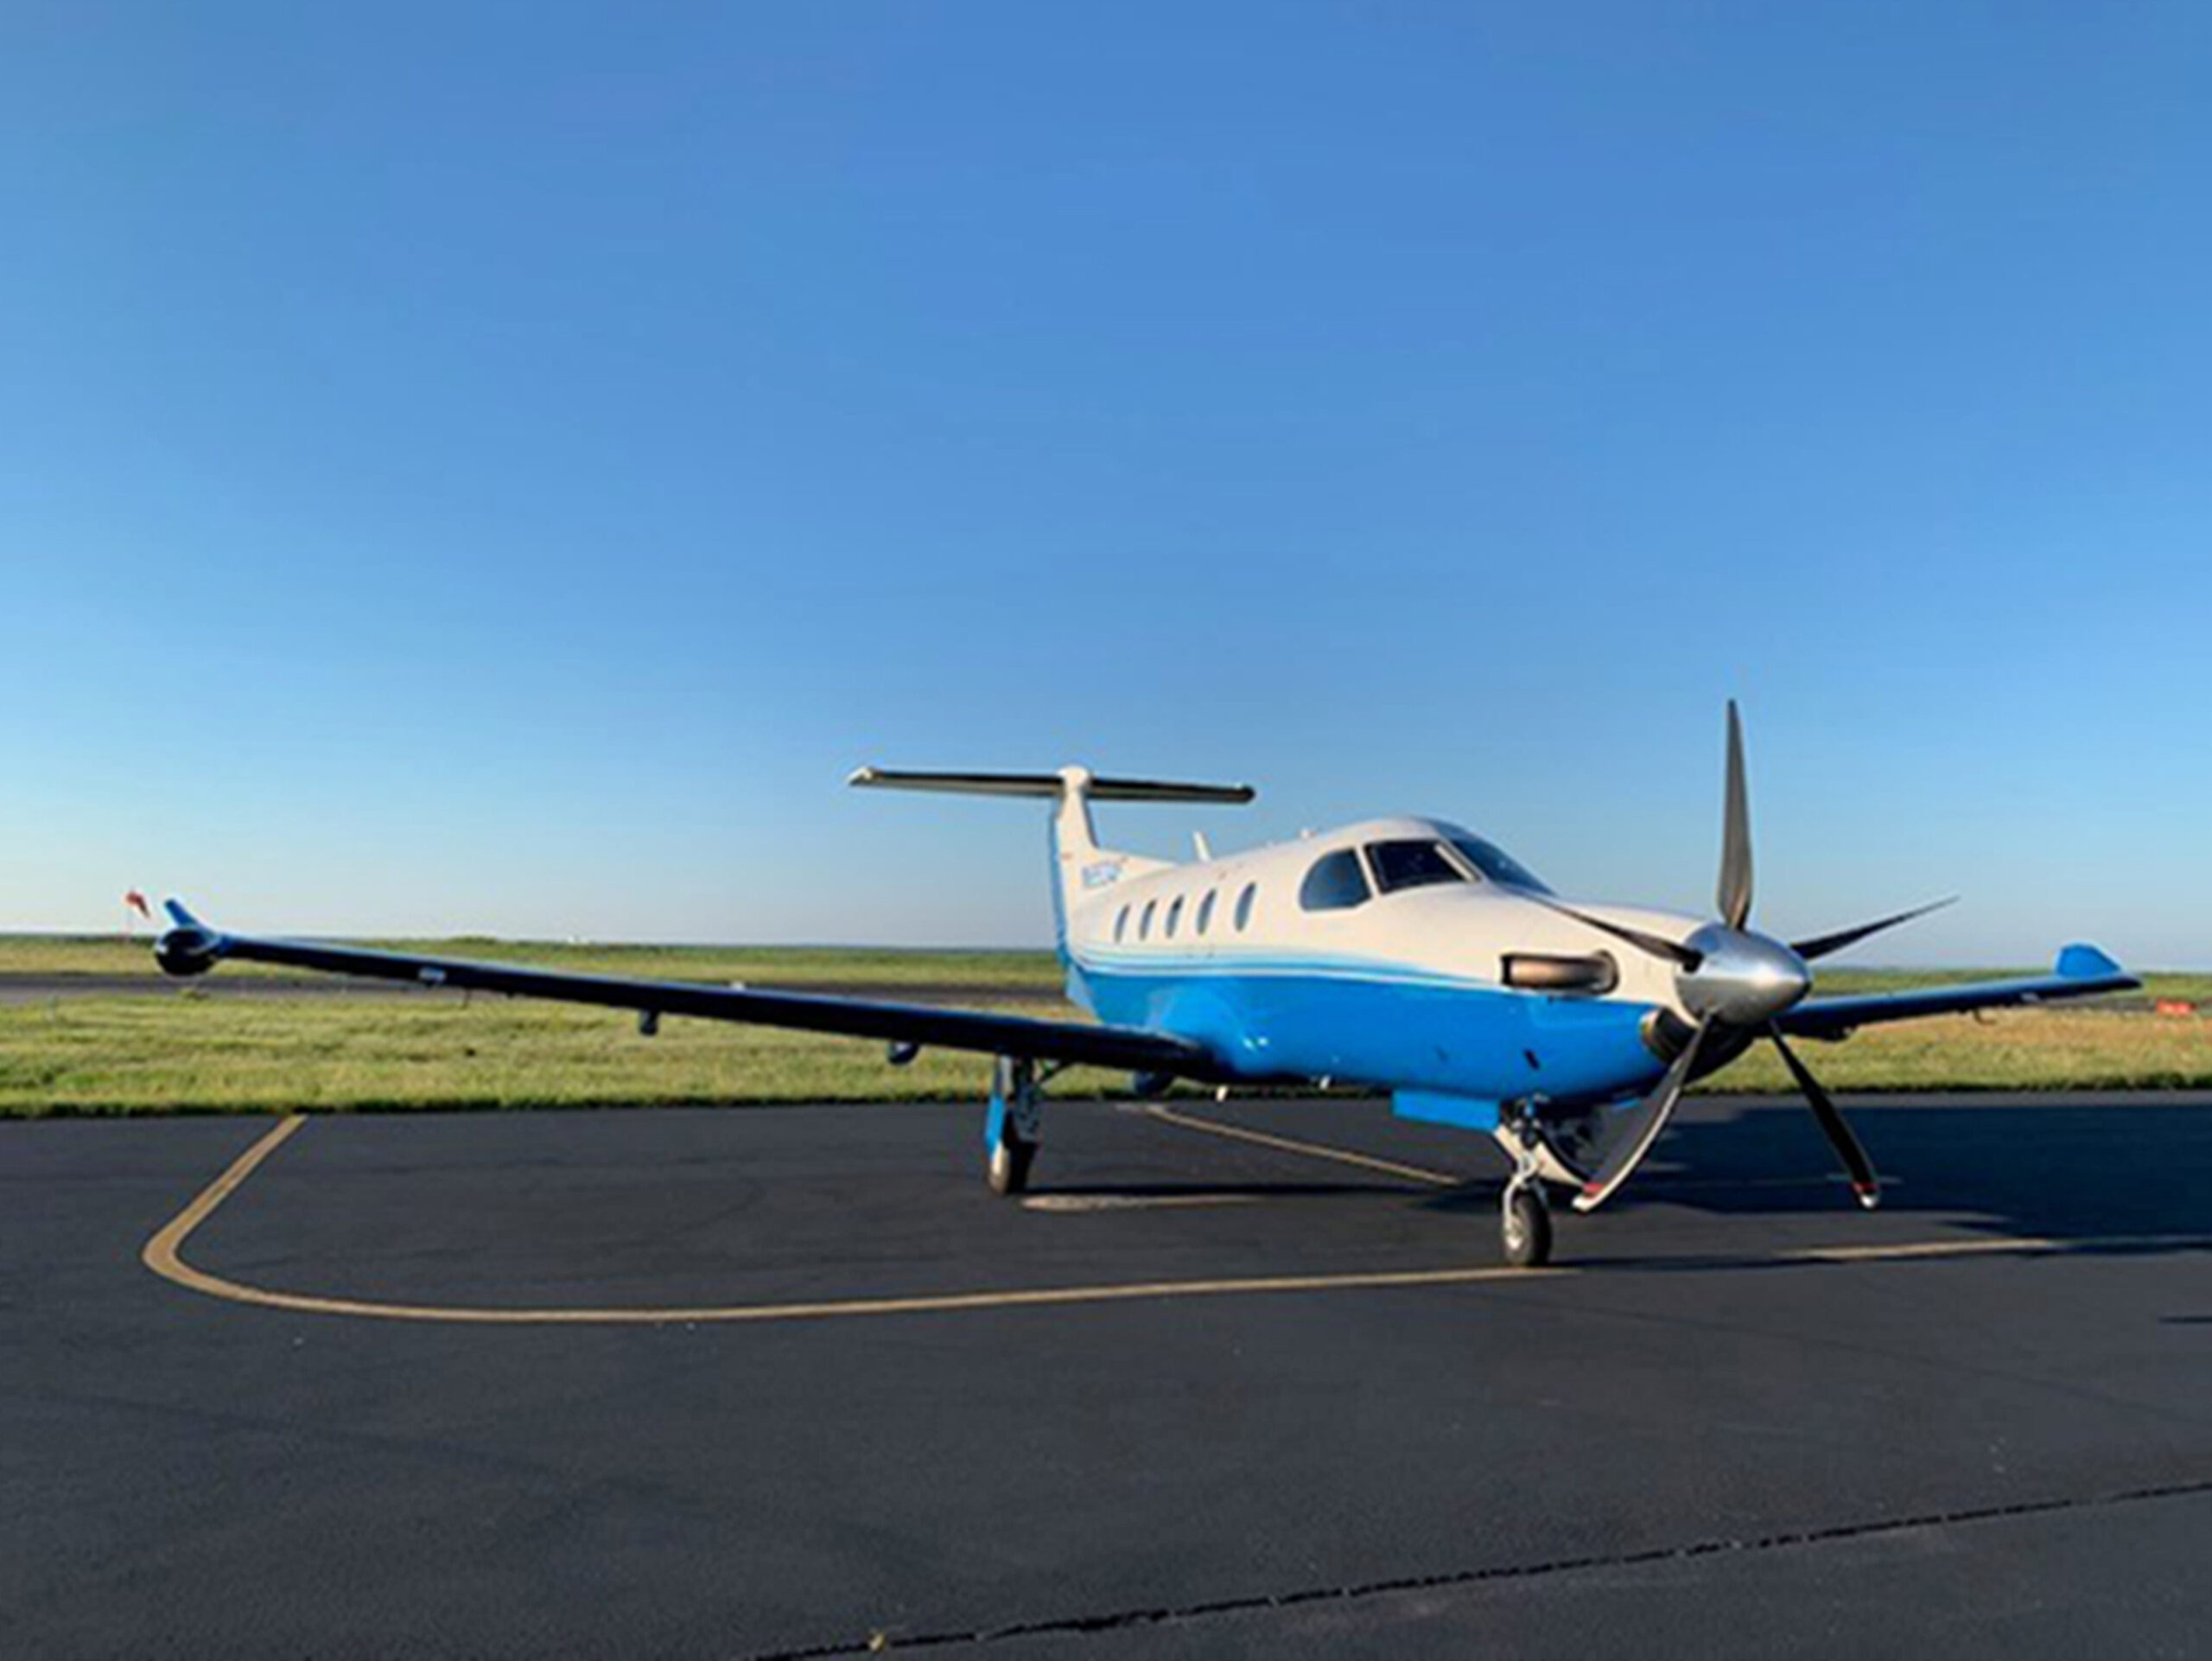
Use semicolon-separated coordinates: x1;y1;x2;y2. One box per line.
0;987;2204;1117
0;995;1123;1117
1;937;2204;1116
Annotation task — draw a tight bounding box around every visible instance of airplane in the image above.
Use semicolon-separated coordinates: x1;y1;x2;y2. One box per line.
151;704;2138;1267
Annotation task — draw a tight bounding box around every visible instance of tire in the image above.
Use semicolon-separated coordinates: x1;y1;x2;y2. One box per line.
988;1135;1035;1197
1501;1187;1552;1269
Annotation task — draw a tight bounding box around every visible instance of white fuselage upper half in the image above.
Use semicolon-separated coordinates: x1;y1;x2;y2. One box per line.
1059;816;1694;1021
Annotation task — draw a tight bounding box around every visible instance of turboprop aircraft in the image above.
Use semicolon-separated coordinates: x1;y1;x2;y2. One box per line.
153;704;2137;1266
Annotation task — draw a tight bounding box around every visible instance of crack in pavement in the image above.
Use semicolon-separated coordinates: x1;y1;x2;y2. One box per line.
745;1476;2212;1657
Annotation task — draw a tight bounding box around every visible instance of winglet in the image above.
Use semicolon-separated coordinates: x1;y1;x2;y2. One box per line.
2055;943;2123;980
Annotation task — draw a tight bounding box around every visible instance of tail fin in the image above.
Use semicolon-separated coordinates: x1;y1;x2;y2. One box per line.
849;767;1256;979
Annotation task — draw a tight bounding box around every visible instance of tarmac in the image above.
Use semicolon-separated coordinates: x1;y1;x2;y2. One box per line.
6;1090;2211;1658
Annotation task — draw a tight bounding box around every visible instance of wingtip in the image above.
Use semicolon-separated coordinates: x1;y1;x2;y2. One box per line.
152;899;226;977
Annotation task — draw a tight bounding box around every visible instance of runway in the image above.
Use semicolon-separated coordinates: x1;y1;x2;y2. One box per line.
6;1091;2211;1658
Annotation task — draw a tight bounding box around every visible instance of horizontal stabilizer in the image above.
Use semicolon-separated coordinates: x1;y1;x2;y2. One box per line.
849;767;1254;805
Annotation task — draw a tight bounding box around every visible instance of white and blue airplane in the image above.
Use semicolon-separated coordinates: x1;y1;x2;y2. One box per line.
154;705;2136;1266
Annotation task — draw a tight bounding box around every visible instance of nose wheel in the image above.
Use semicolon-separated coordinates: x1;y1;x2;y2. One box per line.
1497;1109;1567;1268
1501;1181;1552;1268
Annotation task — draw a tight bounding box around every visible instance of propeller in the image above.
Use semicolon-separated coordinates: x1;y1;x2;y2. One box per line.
1559;701;1941;1215
1573;1015;1713;1212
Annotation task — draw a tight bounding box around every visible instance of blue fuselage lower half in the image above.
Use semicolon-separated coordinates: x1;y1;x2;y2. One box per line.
1067;951;1667;1109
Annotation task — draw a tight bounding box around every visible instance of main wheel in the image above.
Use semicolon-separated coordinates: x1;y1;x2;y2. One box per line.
1501;1186;1552;1268
988;1135;1036;1197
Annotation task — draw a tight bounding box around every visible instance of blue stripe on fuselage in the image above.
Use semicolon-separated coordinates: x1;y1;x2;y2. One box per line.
1071;951;1665;1106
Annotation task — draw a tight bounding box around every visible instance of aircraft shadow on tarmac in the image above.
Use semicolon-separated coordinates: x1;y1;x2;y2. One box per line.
1402;1098;2212;1254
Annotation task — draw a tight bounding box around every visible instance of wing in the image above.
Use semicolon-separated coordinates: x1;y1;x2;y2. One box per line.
153;902;1223;1080
1777;944;2138;1041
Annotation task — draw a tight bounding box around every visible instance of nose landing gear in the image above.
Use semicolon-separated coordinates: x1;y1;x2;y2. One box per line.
1501;1179;1552;1269
1495;1104;1586;1269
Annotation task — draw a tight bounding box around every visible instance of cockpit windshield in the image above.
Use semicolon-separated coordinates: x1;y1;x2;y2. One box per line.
1448;836;1552;894
1363;835;1554;896
1365;839;1466;894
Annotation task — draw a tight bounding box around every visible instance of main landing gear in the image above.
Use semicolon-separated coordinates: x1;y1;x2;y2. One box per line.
985;1055;1044;1196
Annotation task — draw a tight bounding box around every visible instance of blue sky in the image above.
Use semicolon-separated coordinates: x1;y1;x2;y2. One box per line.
3;3;2207;966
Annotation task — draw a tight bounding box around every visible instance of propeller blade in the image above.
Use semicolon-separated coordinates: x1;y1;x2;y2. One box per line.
1789;897;1959;964
1526;894;1702;970
1718;699;1753;931
1572;1018;1712;1213
1767;1024;1880;1209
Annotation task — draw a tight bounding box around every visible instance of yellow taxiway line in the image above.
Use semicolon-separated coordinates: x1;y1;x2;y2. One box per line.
141;1116;1560;1326
140;1113;2211;1329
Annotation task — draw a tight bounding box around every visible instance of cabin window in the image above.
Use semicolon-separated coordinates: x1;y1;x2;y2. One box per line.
1115;905;1129;943
1140;900;1157;940
1367;839;1468;895
1299;849;1371;913
1196;889;1217;936
1166;895;1184;939
1235;883;1258;931
1448;836;1553;894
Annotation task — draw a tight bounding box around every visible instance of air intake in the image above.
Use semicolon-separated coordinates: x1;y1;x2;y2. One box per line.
1501;952;1618;995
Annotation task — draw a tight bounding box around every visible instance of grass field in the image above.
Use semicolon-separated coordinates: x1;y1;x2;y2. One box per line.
0;937;2203;1116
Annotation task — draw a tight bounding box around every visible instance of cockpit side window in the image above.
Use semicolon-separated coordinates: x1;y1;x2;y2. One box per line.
1298;849;1372;913
1366;839;1468;895
1448;836;1553;894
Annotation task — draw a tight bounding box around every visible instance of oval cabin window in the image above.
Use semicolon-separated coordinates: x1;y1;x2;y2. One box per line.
1298;850;1372;913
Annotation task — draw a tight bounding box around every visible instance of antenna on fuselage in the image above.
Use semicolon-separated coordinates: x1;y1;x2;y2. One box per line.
1192;831;1212;862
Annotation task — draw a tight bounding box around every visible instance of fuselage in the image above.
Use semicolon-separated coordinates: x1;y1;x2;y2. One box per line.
1058;815;1700;1111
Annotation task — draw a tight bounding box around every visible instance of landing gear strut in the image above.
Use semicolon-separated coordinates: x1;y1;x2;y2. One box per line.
1497;1109;1560;1269
985;1055;1042;1196
1501;1177;1552;1269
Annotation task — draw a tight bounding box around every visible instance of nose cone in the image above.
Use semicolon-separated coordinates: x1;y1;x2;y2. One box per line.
1678;926;1811;1026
